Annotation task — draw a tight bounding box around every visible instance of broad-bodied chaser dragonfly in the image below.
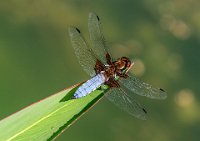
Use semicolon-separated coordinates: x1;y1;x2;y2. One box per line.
68;12;167;120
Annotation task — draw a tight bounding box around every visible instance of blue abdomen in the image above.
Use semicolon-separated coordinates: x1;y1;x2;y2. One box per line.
73;73;106;98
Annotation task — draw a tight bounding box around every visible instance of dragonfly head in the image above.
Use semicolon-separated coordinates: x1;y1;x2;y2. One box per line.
115;57;133;74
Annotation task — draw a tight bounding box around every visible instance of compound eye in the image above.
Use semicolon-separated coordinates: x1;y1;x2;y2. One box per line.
120;57;132;72
121;57;131;66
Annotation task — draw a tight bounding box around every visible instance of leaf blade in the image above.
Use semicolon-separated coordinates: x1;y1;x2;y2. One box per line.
0;84;107;141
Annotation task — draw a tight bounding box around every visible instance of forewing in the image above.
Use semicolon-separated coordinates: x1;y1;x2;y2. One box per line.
69;27;96;77
106;88;147;120
119;73;167;99
88;12;109;64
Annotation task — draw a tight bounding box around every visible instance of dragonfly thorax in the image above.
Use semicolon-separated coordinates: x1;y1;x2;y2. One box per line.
102;57;132;84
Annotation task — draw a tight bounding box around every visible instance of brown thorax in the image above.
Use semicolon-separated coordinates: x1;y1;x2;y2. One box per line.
94;53;133;88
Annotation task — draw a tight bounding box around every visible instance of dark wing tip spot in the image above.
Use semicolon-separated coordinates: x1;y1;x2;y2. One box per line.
142;108;147;114
159;88;165;92
75;28;81;33
96;15;100;21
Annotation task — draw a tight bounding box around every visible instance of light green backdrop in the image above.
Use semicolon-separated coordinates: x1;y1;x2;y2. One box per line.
0;0;199;141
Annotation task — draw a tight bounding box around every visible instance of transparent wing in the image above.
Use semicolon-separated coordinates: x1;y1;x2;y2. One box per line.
69;27;96;77
106;88;147;120
88;12;109;64
119;73;167;99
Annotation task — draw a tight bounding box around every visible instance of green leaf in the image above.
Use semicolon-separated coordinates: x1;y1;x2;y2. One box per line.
0;84;108;141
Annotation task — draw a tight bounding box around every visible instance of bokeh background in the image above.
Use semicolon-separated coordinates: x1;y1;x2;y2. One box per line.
0;0;200;141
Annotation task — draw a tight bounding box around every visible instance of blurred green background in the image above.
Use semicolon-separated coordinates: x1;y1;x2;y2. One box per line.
0;0;200;141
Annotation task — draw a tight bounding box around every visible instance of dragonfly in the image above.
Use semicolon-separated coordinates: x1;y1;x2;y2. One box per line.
68;12;167;120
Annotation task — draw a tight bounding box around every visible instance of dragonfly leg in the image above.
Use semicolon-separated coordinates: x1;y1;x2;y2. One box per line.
116;71;128;78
